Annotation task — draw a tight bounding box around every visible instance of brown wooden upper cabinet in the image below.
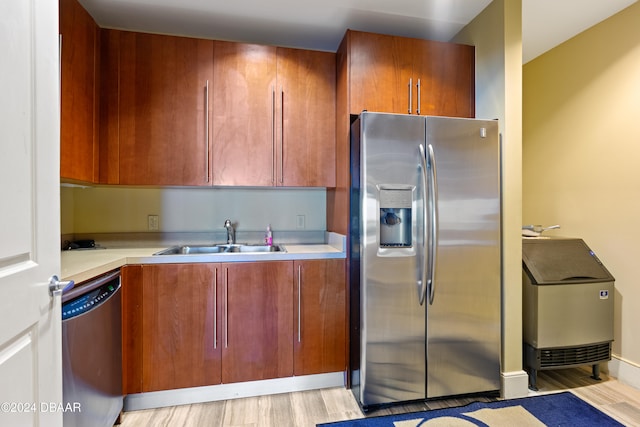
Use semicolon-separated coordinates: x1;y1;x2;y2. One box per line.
213;42;336;187
100;30;214;185
277;48;336;187
347;30;475;118
100;36;335;187
212;42;276;187
59;0;99;183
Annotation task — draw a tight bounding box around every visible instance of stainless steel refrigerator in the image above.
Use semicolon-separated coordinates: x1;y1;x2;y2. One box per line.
349;112;501;410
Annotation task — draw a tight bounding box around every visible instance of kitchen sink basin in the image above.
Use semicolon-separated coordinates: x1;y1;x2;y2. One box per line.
153;244;286;256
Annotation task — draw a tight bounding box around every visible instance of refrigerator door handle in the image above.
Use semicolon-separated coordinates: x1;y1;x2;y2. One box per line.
418;144;428;305
427;143;438;305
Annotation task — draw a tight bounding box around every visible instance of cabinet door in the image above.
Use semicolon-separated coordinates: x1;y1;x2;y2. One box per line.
121;265;143;395
213;42;277;186
59;0;98;182
276;48;336;187
413;39;475;118
117;32;214;185
141;263;221;392
222;262;293;383
294;259;346;375
98;29;120;184
348;31;414;115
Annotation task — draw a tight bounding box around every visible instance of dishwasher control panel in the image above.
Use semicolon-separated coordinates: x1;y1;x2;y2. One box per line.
62;281;120;321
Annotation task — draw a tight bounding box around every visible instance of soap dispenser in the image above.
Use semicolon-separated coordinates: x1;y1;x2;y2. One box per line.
265;225;273;246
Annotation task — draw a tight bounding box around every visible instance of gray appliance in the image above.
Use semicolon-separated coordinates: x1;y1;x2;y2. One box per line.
62;269;123;427
522;238;614;390
349;112;502;410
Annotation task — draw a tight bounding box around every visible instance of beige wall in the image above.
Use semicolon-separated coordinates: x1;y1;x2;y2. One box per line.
523;2;640;383
455;0;527;398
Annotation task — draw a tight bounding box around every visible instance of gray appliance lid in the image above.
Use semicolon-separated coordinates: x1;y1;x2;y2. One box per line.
522;238;614;285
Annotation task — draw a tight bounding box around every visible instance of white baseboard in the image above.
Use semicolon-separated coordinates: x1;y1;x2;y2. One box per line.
501;370;529;399
608;355;640;390
124;372;346;411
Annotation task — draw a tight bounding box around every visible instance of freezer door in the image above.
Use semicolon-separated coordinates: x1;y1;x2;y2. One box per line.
424;116;501;398
358;112;427;406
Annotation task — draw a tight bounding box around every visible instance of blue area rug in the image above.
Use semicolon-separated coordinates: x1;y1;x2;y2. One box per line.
318;392;623;426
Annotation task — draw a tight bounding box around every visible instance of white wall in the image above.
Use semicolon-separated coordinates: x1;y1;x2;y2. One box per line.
62;186;326;234
523;2;640;387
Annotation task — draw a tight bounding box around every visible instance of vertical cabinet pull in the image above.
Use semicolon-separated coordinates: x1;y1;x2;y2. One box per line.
213;267;217;349
297;264;302;343
58;35;62;99
271;87;276;185
280;87;284;185
205;80;210;182
224;268;229;348
416;79;421;115
408;78;413;114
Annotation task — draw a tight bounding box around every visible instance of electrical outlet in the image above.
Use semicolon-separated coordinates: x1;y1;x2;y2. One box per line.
148;215;159;231
296;214;305;229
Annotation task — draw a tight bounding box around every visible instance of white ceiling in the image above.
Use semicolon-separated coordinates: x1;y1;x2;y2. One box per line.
522;0;636;63
79;0;637;63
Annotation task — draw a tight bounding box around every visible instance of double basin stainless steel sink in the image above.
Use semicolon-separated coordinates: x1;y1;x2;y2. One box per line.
153;243;286;256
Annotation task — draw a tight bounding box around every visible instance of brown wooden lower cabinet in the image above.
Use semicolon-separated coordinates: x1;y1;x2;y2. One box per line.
294;259;346;375
221;261;294;383
121;259;345;394
142;263;221;392
121;264;222;393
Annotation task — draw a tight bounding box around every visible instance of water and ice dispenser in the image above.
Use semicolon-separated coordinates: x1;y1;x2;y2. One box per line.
379;188;412;248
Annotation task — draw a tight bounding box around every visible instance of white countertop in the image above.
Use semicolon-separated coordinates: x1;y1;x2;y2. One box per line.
61;243;345;284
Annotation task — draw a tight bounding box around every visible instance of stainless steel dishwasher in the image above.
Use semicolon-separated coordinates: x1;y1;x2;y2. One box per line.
62;269;123;427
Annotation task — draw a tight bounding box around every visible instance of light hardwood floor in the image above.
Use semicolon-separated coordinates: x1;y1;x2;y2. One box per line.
119;367;640;426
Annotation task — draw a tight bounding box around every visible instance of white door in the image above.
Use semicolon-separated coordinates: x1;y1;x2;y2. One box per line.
0;0;64;426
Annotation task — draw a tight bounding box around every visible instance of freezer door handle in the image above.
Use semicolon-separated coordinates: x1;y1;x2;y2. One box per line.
427;143;438;305
418;144;428;305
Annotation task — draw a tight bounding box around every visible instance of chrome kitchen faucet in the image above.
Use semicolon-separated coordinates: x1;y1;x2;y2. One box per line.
224;219;236;244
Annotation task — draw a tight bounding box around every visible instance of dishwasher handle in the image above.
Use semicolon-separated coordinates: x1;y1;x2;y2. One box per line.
62;269;120;302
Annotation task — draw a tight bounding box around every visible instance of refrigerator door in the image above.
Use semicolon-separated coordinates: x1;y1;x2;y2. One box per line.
358;112;427;407
425;116;501;398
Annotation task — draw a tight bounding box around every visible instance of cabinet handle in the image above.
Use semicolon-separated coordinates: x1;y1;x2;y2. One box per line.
205;80;210;182
280;87;284;185
408;78;413;114
297;264;302;343
58;35;62;99
213;267;217;349
417;79;421;115
224;267;229;349
271;87;276;185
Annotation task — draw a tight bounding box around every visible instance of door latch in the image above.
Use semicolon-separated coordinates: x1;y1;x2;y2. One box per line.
49;275;74;297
